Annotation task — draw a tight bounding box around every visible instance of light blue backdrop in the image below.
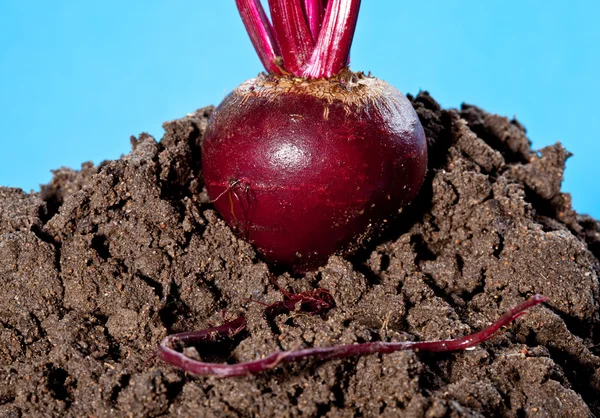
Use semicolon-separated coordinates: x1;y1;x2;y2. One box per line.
1;1;598;217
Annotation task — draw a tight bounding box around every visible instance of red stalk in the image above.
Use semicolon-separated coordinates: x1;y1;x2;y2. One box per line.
302;0;361;78
158;295;548;378
268;0;315;75
303;0;326;41
235;0;282;74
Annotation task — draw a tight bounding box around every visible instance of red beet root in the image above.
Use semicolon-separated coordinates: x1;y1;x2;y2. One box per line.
203;74;427;272
202;0;428;272
157;295;549;378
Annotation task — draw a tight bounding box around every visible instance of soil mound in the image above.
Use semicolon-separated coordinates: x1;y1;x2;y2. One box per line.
1;94;599;417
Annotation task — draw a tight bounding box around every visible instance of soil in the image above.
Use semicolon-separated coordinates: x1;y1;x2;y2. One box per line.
1;93;599;417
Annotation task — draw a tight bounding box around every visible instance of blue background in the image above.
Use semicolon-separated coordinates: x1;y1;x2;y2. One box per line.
1;1;598;218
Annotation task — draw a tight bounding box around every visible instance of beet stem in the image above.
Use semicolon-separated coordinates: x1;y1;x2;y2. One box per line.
268;0;316;75
235;0;282;74
157;295;547;378
302;0;325;41
302;0;361;78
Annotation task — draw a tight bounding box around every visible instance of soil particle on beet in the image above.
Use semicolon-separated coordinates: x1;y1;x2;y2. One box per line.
1;96;599;417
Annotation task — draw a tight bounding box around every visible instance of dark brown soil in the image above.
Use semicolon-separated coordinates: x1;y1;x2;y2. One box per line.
1;94;599;417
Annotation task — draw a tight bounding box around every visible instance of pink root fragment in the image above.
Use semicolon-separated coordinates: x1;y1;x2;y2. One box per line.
269;0;315;75
157;295;548;378
302;0;361;78
264;277;335;319
235;0;282;74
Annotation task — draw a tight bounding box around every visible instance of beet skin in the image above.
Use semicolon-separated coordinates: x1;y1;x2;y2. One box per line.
202;72;427;272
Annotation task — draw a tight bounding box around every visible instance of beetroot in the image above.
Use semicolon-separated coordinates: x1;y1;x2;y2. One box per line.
202;0;427;272
160;1;551;380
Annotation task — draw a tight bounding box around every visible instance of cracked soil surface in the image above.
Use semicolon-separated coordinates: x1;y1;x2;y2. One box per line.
1;93;599;417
